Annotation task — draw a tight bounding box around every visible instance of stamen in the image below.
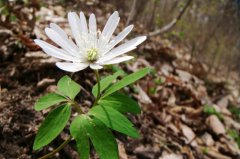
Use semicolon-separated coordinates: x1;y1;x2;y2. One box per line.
87;48;98;62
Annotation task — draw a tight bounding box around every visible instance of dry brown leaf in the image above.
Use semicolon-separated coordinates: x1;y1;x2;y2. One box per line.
37;78;56;89
160;154;183;159
117;140;128;159
201;133;215;146
176;69;192;82
136;84;152;104
206;149;231;159
223;116;240;130
206;115;226;135
180;124;196;144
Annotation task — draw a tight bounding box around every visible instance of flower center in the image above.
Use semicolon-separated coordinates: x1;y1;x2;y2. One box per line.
86;48;98;62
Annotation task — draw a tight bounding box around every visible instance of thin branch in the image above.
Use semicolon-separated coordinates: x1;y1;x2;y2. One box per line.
148;0;192;37
126;0;137;26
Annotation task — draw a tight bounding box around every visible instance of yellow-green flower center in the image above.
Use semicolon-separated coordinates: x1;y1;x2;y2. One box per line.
87;48;98;62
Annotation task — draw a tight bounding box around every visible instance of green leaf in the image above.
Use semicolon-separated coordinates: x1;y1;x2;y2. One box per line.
203;105;223;119
34;93;67;111
99;92;141;114
110;65;126;76
33;104;71;150
70;115;90;159
92;71;123;97
57;75;81;100
102;67;150;98
86;116;118;159
71;115;118;159
89;105;139;138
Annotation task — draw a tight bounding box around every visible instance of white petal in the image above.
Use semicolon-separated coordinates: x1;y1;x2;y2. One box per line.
105;17;119;41
49;23;79;51
90;63;103;70
56;62;89;72
80;12;88;34
100;56;134;65
49;23;68;39
104;25;134;54
101;11;119;42
98;46;136;63
89;13;97;36
34;39;78;62
98;36;146;62
68;12;82;47
45;28;80;57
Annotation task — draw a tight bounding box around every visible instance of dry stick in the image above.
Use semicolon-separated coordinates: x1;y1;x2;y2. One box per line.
206;35;220;78
126;0;148;26
189;0;226;69
189;40;196;68
200;9;225;78
146;0;158;31
126;0;137;26
148;0;192;37
38;136;72;159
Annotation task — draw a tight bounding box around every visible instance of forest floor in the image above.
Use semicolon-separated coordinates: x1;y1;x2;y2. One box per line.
1;2;240;159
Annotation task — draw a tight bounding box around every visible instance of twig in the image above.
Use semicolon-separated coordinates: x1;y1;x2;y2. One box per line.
126;0;137;26
148;0;192;37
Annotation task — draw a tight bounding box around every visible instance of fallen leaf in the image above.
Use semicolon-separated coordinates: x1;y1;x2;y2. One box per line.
207;115;226;135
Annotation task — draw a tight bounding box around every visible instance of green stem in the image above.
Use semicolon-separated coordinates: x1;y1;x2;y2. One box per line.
71;101;84;114
38;136;72;159
93;70;101;106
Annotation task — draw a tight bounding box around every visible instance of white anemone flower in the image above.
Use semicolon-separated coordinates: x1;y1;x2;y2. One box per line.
34;11;146;72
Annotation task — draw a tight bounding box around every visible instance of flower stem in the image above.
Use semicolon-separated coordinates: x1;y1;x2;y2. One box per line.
93;70;101;106
38;136;72;159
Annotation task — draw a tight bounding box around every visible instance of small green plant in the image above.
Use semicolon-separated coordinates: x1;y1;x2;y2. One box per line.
149;87;157;94
229;106;240;122
154;77;165;85
203;104;223;119
33;11;148;159
34;69;149;159
202;147;209;155
227;129;240;148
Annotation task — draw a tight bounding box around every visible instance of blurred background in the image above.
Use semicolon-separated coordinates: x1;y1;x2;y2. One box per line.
1;0;240;159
